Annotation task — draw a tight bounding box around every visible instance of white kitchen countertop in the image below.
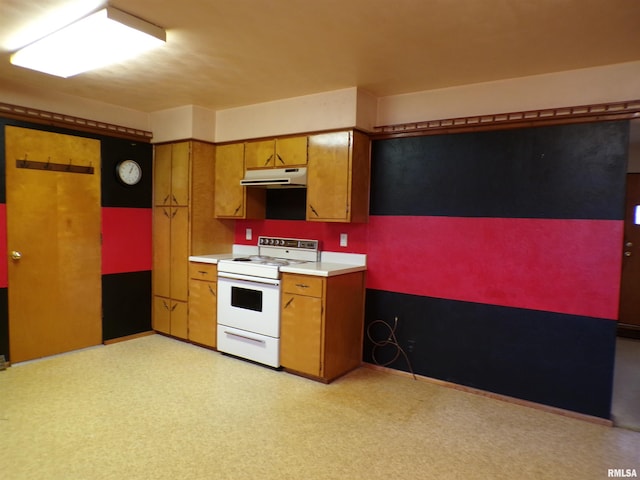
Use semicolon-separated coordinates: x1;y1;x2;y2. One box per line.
188;253;236;264
189;249;366;277
280;262;366;277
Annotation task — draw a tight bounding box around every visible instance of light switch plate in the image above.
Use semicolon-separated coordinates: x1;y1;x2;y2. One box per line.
246;228;252;240
340;233;348;247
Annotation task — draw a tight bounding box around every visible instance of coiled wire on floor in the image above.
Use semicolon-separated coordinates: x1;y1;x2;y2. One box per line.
366;316;416;380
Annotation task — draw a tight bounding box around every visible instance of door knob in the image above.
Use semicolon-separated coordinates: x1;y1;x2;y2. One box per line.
624;251;632;257
625;242;633;247
10;250;22;260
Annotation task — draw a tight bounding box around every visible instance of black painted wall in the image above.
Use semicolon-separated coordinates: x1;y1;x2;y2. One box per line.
365;121;629;418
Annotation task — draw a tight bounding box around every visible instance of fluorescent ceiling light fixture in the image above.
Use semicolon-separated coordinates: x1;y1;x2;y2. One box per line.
10;6;166;78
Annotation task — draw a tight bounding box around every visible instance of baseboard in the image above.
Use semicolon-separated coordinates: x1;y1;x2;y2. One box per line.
362;362;613;427
617;323;640;340
103;330;155;345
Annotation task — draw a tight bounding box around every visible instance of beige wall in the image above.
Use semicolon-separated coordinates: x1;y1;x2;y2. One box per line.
375;61;640;127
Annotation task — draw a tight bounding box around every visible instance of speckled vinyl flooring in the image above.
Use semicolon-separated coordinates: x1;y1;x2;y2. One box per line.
1;334;638;480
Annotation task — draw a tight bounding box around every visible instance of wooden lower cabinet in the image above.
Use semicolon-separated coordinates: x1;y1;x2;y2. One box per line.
188;262;217;348
153;296;188;339
280;271;365;382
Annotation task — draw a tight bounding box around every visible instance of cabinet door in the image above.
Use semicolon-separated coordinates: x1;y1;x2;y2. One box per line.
170;207;189;302
153;207;172;298
276;136;307;167
280;293;323;376
170;142;190;206
215;143;246;217
154;144;173;206
153;296;171;334
170;300;188;339
245;140;275;169
307;131;351;222
188;279;217;347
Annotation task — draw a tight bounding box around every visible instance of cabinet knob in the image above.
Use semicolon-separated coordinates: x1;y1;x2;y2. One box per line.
10;250;22;260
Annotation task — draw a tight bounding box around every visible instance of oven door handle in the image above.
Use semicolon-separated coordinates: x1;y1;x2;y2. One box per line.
223;330;266;344
218;272;280;286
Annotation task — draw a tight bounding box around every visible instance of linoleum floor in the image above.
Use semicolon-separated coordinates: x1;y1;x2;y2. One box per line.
1;334;638;480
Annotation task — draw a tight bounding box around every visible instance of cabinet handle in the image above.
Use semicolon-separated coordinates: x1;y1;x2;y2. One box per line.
172;194;178;205
283;297;294;309
208;285;216;296
163;194;170;205
233;204;242;215
171;208;178;219
276;154;284;165
163;208;170;218
264;154;273;166
295;283;309;289
162;300;170;310
309;204;319;217
198;270;209;276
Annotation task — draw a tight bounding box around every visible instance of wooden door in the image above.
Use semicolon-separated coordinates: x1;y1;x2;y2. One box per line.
5;126;101;363
619;173;640;326
307;131;351;222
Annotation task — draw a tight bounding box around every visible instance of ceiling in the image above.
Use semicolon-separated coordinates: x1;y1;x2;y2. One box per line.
1;0;639;114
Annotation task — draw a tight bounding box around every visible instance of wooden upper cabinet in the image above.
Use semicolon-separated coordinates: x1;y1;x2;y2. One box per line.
215;142;265;219
276;136;308;167
154;142;190;207
215;143;246;217
154;144;173;206
306;130;370;223
245;136;308;169
245;140;275;169
170;142;190;206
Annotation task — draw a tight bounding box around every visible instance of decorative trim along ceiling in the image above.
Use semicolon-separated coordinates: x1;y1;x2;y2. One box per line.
373;100;640;139
0;102;152;141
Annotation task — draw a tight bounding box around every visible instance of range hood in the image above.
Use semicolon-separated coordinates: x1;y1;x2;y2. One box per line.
240;167;307;188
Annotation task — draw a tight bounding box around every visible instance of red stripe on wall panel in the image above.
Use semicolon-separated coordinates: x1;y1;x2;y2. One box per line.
234;219;368;253
102;207;152;275
0;204;6;288
366;216;623;320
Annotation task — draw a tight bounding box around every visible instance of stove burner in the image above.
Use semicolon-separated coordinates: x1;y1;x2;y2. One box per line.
233;257;252;262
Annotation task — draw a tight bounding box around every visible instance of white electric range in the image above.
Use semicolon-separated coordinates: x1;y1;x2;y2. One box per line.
216;236;319;367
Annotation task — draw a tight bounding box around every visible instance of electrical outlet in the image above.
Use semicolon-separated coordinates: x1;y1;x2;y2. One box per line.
246;228;252;240
340;233;348;247
406;340;416;353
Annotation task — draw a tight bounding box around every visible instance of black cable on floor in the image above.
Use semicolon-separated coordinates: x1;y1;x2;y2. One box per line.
366;316;416;380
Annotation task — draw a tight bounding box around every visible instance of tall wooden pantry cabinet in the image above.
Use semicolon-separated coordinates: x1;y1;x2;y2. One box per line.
153;140;233;340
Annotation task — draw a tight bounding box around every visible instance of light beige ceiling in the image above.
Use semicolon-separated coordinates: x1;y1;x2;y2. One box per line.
1;0;639;113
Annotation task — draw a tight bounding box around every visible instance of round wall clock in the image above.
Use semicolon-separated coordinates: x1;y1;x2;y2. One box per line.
116;159;142;186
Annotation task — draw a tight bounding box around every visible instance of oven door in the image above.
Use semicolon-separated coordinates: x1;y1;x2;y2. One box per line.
217;273;280;338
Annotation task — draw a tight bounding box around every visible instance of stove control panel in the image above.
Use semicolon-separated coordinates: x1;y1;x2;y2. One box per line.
258;236;318;250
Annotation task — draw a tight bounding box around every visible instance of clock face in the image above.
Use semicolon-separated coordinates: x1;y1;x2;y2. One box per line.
116;159;142;186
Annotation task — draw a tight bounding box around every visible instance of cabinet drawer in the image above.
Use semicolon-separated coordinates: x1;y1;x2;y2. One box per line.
189;262;217;281
282;274;323;297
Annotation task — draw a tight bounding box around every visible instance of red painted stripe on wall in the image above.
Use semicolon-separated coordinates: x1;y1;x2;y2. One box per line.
367;216;623;320
234;219;368;253
102;207;152;275
0;204;6;288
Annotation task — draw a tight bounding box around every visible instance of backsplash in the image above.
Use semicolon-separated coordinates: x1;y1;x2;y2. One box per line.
234;219;368;253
